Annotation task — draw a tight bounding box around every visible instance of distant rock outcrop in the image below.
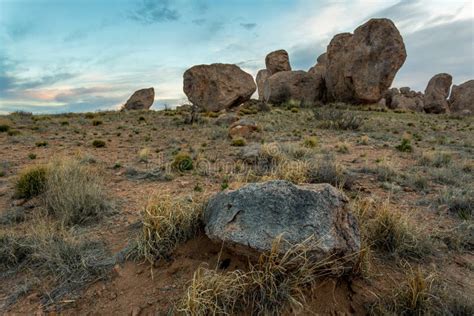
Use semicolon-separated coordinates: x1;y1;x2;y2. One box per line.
183;63;256;112
308;53;327;80
424;73;452;114
449;80;474;115
204;180;360;260
265;49;291;75
256;69;270;100
325;18;406;104
123;88;154;110
386;87;424;112
263;70;323;106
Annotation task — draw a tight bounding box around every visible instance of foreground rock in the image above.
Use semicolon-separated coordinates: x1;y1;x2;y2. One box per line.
228;118;259;139
424;73;452;114
123;88;154;110
263;70;323;105
449;80;474;115
183;63;256;112
325;18;406;104
204;180;360;260
265;50;291;75
256;69;270;100
308;53;327;79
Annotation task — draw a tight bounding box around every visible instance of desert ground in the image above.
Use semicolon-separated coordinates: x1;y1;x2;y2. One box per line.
0;103;472;315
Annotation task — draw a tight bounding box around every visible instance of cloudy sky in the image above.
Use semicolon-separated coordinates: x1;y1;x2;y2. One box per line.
0;0;473;114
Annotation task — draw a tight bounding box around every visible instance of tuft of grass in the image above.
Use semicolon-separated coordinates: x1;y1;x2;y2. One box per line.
92;139;106;148
302;136;318;148
231;138;246;147
35;141;48;147
437;188;473;219
43;158;112;225
92;119;103;126
306;154;350;188
138;147;151;163
179;236;353;315
419;151;452;167
129;195;204;263
15;165;48;199
28;153;37;160
353;199;433;260
172;153;193;172
335;142;350;153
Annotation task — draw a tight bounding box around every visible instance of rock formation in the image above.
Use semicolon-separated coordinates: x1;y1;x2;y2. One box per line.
183;63;256;112
204;180;360;260
386;87;424;112
123;88;154;110
263;70;323;106
424;73;452;114
325;18;406;104
256;69;270;101
449;80;474;115
265;49;291;75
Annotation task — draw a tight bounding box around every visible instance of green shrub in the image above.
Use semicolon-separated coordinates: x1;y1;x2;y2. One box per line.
15;165;48;198
231;138;246;147
313;107;363;130
7;130;21;136
302;136;318;148
28;153;37;160
92;140;106;148
0;124;10;132
35;141;48;147
396;138;413;152
172;153;193;171
92;120;103;126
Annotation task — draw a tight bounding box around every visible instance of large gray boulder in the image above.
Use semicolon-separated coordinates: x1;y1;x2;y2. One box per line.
265;49;291;75
123;88;154;110
183;63;256;112
204;180;360;260
325;18;406;104
424;73;452;114
263;70;323;106
449;80;474;115
256;69;270;101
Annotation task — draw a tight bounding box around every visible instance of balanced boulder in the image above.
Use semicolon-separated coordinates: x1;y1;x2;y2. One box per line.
308;53;327;79
424;73;452;114
256;69;270;100
449;80;474;115
265;49;291;75
204;180;360;260
123;88;154;110
263;70;323;106
325;18;406;104
183;63;256;112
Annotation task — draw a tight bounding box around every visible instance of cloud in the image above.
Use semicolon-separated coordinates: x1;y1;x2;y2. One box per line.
192;18;207;26
240;22;257;30
128;0;180;24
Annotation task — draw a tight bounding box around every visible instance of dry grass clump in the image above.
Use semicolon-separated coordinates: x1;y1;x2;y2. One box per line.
353;199;433;260
306;153;351;188
418;151;452;167
370;263;474;315
130;195;205;263
273;160;310;184
313;107;363;130
437;188;473;219
179;236;353;315
44;158;111;225
15;165;48;198
0;221;113;307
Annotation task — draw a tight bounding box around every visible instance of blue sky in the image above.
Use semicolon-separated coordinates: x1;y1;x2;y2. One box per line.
0;0;473;113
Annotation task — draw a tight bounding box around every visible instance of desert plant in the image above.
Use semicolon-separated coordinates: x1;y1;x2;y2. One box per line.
138;148;151;162
15;165;48;198
28;153;37;160
0;124;11;132
306;154;349;187
231;138;246;147
302;136;318;148
396;137;413;152
172;153;193;172
92;119;103;126
92;139;106;148
129;195;204;263
352;199;433;260
313;107;363;130
437;188;473;219
43;158;111;225
179;236;352;315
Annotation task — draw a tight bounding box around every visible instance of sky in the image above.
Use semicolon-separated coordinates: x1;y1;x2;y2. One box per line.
0;0;473;114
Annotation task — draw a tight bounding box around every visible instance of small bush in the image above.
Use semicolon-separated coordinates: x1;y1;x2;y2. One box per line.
92;119;103;126
15;165;48;199
231;138;246;147
335;142;350;153
172;153;193;172
0;124;10;132
138;148;151;162
129;195;204;263
437;188;473;219
84;112;95;119
419;151;452;167
306;154;349;188
302;136;318;148
92;139;106;148
44;158;112;225
396;138;413;152
313;107;363;130
28;153;37;160
35;141;48;147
